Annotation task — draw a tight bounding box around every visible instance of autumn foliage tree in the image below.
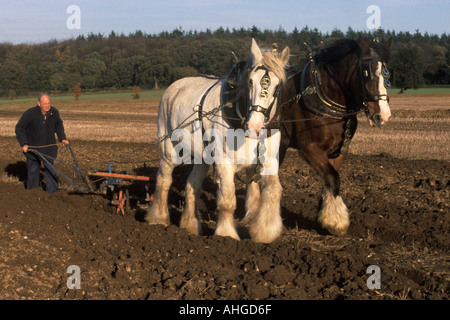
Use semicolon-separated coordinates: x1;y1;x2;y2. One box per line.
132;86;140;99
73;82;82;100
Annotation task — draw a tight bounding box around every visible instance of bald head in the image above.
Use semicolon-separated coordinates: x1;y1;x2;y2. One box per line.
38;93;50;102
38;94;51;115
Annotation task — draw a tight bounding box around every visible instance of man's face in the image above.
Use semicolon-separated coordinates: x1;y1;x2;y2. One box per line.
38;95;51;114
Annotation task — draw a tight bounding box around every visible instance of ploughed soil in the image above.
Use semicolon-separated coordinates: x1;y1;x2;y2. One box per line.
0;136;448;300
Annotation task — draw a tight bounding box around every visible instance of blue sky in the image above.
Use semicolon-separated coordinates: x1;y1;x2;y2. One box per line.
1;0;448;44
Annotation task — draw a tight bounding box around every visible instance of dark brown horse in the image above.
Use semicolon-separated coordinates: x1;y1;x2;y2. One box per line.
278;37;392;235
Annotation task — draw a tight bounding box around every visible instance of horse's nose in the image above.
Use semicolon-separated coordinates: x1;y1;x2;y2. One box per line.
373;114;382;126
245;123;261;139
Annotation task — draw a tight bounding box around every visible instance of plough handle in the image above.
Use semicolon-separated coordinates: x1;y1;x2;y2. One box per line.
65;144;95;192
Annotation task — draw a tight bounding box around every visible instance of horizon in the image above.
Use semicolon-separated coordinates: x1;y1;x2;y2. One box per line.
1;0;448;45
1;25;447;47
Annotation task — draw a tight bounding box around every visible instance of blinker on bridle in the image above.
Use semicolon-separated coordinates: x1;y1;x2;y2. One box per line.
381;64;391;89
361;62;391;89
358;58;391;106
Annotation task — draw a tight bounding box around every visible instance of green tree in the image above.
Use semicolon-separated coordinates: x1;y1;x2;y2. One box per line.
81;52;107;89
38;62;60;91
107;57;133;87
130;55;148;86
0;59;26;91
23;64;40;91
50;72;67;91
190;39;247;76
420;43;448;84
139;49;175;88
173;66;199;81
391;43;425;93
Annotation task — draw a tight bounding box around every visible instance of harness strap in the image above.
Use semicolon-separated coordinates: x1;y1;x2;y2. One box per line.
194;78;223;121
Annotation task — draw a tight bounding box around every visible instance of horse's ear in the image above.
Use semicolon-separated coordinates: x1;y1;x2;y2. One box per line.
358;35;370;54
383;37;393;51
280;46;290;67
251;38;262;64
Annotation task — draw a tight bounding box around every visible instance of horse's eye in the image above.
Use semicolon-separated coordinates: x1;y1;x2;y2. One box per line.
249;79;253;86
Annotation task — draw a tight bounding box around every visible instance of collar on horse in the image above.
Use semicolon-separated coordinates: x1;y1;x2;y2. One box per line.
298;47;390;120
221;61;250;129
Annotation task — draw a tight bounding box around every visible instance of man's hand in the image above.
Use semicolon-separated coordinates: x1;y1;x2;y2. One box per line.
61;139;69;145
22;144;28;153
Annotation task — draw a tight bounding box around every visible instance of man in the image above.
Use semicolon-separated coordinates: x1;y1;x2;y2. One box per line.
15;94;69;193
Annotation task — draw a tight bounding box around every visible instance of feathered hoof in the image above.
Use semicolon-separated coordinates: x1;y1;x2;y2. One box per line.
180;217;202;236
144;210;170;226
319;218;349;236
250;231;282;244
241;211;256;226
250;219;283;244
215;221;240;241
317;194;350;236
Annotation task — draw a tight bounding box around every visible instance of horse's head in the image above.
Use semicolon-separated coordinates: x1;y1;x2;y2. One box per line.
357;37;392;127
244;38;290;138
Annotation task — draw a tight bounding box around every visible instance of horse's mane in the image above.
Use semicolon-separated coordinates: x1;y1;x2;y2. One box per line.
260;48;288;84
371;40;391;62
233;47;289;87
315;39;361;64
315;38;391;64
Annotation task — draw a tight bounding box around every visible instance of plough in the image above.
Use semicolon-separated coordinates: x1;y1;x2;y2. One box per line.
28;145;154;215
88;166;153;215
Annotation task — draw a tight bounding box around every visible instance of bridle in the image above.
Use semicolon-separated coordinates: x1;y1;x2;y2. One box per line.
247;65;281;122
356;57;391;123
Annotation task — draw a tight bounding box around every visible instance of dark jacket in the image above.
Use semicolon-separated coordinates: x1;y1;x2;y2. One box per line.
15;106;67;161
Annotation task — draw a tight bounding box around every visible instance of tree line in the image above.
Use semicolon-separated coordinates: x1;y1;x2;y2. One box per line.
0;26;448;97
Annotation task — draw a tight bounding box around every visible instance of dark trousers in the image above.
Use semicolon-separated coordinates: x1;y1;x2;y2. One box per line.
26;157;59;193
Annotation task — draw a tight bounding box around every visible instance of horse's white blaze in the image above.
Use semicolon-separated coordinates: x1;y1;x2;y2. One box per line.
246;69;280;136
376;61;391;125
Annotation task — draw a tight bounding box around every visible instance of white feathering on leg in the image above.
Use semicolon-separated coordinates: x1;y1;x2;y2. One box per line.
317;190;350;235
